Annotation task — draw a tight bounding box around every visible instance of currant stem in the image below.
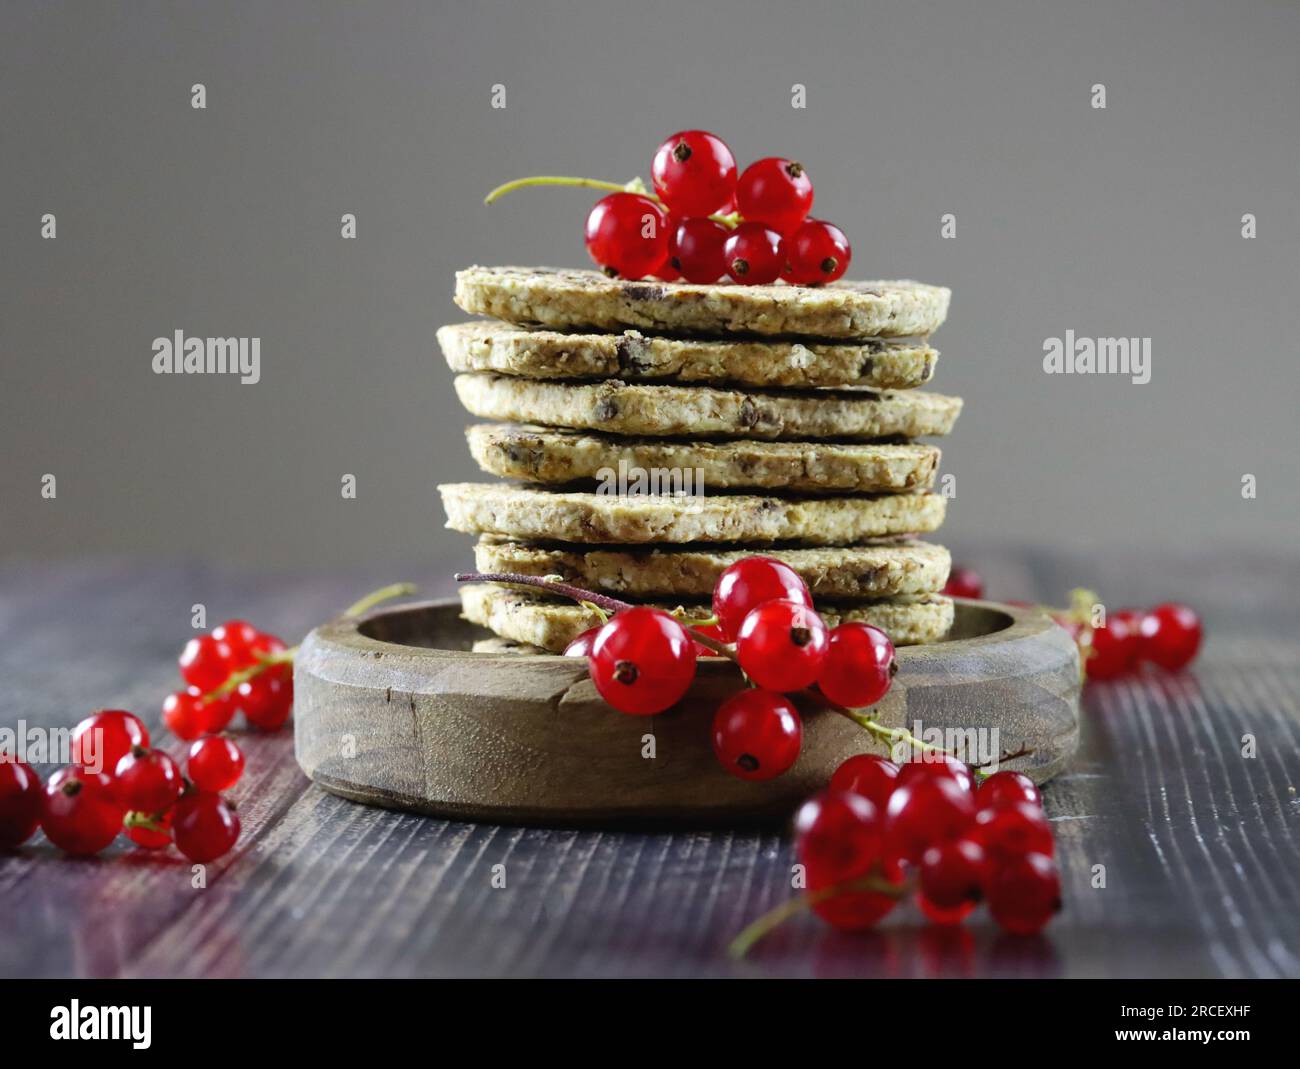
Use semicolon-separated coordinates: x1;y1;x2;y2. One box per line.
484;176;643;206
204;646;297;703
343;582;418;618
728;873;914;960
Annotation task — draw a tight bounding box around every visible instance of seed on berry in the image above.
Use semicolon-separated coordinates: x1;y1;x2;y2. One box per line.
795;791;901;930
986;851;1061;935
589;608;697;715
237;664;294;731
40;766;124;856
1083;612;1138;680
736;599;829;692
972;799;1055;864
179;634;229;692
942;566;985;599
829;754;900;811
722;221;784;284
651;130;737;217
885;775;976;863
919;838;987;923
977;770;1041;810
113;747;184;813
818;622;895;708
563;626;602;658
712;556;812;642
736;157;814;234
0;756;43;848
71;709;148;777
124;809;173;850
712;690;802;781
584;192;669;280
187;736;245;793
172;792;240;863
1137;602;1202;671
670;216;729;283
782;218;851;284
896;753;975;795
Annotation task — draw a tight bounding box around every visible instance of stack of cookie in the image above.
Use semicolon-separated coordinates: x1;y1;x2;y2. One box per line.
438;267;961;654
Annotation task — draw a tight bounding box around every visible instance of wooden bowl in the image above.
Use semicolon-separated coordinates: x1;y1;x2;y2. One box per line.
293;597;1081;827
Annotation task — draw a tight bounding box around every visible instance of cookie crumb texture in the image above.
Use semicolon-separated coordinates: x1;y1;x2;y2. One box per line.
439;482;946;545
467;424;941;493
454;267;951;339
437;321;938;390
474;537;951;599
460;584;954;652
454;374;962;441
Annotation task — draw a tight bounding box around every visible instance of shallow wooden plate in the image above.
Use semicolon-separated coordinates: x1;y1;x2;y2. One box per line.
293;597;1081;826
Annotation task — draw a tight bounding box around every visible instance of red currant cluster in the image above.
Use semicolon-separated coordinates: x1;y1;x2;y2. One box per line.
488;130;852;285
169;619;294;739
0;710;243;860
756;757;1058;948
559;556;894;781
942;564;1203;683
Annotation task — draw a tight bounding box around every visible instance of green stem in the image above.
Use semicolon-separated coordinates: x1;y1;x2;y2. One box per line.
484;175;641;205
343;582;418;618
835;706;948;759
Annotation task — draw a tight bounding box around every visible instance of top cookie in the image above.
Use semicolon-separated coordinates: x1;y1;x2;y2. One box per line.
454;266;951;340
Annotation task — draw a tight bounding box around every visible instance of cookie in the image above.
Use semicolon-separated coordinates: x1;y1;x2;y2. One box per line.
460;585;954;652
439;483;946;545
474;537;951;598
454;267;951;339
437;321;937;390
454;374;962;441
466;424;941;493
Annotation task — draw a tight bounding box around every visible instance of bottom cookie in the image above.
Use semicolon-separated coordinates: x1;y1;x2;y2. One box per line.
459;584;954;653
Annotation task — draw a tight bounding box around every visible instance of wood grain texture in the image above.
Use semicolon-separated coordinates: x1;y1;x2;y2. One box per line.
293;599;1079;823
1;549;1297;978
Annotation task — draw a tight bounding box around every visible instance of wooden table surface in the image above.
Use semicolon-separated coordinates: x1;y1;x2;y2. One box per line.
2;547;1297;979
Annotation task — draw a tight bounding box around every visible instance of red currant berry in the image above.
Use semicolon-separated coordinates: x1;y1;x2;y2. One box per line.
71;709;148;777
172;792;240;863
237;664;294;731
40;766;124;855
977;770;1041;810
1138;602;1202;671
589;608;697;715
1083;612;1138;680
722;221;783;284
736;157;814;234
736;599;829;692
584;192;669;280
563;626;602;658
712;690;802;781
795;791;900;930
942;566;985;599
187;736;245;793
972;799;1055;864
113;747;184;813
690;622;728;658
886;775;976;863
829;754;900;811
651;130;737;217
896;753;975;794
669;216;729;283
651;257;680;281
163;687;220;741
712;556;812;642
179;634;229;692
0;755;43;848
818;622;895;708
124;809;173;850
782;218;851;285
213;620;286;671
919;838;987;923
986;851;1061;935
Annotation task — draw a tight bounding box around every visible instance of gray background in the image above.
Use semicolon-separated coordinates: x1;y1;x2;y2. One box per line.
3;0;1297;569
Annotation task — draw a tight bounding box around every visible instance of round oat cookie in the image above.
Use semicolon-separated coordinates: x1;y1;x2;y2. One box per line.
454;267;951;339
473;537;951;599
437;321;938;390
438;482;946;545
459;584;955;653
454;374;961;441
466;424;941;493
